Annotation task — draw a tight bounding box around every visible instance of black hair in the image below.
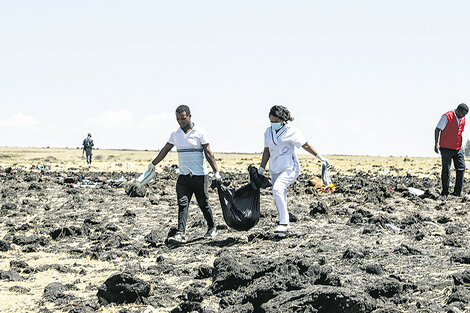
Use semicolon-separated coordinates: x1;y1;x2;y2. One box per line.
457;103;469;113
269;105;294;122
176;105;191;116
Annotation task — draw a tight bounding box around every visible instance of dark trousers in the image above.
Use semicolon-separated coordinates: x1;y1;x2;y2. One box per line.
440;148;466;196
176;174;214;233
85;149;92;164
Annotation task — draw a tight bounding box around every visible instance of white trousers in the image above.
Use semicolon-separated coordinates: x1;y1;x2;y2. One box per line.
271;170;299;225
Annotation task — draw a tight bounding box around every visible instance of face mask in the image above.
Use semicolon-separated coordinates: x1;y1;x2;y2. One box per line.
271;122;282;131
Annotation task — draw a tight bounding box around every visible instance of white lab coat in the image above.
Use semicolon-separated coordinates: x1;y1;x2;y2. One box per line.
264;124;307;175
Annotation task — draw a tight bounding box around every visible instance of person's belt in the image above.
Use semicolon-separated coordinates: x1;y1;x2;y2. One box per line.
180;173;206;177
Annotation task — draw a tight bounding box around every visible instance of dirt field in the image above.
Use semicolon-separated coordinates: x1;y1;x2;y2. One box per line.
0;147;443;177
1;147;468;313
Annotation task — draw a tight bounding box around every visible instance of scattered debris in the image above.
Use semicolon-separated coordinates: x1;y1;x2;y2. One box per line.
408;187;425;197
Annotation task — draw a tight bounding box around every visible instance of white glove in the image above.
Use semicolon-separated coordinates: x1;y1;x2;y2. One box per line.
316;154;329;166
214;172;222;180
258;167;265;175
147;162;156;172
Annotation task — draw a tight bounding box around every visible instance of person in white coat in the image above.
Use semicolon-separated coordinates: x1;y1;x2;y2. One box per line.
258;105;329;235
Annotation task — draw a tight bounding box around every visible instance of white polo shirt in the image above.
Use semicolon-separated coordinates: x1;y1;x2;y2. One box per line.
168;124;209;175
264;124;307;175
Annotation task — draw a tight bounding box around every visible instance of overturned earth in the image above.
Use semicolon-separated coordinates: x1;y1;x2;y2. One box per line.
1;165;470;312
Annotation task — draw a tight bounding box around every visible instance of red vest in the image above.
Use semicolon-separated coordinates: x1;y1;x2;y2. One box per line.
439;111;465;150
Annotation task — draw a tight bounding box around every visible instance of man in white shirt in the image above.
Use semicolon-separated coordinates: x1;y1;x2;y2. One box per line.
434;103;468;201
148;105;221;243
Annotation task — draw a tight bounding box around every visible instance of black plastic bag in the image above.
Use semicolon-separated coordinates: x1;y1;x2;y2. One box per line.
214;165;272;231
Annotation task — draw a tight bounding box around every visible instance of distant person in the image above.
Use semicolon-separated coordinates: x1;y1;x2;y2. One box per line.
82;133;94;164
147;105;221;244
434;103;469;201
258;105;329;236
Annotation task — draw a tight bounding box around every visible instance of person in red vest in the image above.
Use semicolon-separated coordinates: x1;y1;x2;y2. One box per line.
434;103;469;201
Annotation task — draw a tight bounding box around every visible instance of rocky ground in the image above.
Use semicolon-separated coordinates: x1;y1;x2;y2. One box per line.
1;164;470;313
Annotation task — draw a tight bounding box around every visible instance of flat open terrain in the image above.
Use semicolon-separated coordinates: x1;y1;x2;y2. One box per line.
1;147;469;313
0;147;443;177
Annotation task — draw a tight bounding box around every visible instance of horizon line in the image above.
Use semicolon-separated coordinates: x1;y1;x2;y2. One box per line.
0;146;441;158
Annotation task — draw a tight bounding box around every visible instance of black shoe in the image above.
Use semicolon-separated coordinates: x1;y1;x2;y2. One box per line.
168;232;186;244
204;227;217;238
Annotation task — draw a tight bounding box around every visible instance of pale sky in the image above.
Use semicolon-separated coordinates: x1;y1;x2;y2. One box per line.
1;1;469;157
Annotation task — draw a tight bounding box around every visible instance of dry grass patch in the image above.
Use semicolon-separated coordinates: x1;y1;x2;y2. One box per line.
0;147;446;177
0;250;124;313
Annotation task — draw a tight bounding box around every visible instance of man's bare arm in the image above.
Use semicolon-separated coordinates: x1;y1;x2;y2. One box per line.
151;142;174;165
202;143;219;173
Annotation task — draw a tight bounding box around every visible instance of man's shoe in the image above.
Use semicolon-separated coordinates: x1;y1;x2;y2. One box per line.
168;232;186;244
274;225;290;233
204;227;217;238
440;195;448;201
450;194;460;199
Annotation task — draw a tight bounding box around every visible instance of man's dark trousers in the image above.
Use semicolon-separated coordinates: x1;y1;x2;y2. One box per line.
440;148;466;196
176;174;214;233
85;149;92;164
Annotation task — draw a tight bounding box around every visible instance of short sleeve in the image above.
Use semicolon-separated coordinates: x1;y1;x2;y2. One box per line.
436;114;448;130
199;129;209;145
264;128;269;148
168;131;176;145
291;127;307;148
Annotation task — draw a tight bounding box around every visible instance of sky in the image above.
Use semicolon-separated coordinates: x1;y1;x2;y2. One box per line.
0;0;469;157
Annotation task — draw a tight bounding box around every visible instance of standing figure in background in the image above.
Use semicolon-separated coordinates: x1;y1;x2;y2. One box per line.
83;133;94;164
434;103;468;201
259;105;329;236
